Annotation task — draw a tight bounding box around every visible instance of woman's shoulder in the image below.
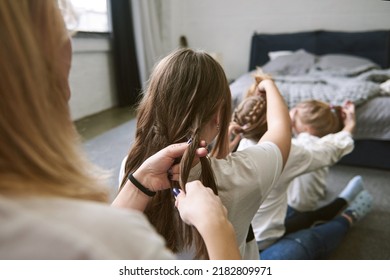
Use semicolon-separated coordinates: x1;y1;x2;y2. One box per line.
0;196;174;259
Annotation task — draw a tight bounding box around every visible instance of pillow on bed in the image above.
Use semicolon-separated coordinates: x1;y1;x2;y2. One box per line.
268;50;294;60
315;54;380;72
262;49;316;75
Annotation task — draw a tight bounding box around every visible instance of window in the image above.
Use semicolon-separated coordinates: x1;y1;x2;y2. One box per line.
67;0;110;33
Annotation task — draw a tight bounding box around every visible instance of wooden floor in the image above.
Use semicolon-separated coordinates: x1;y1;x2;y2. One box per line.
74;106;136;141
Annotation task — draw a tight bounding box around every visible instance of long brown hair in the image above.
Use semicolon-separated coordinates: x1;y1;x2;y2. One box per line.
0;0;108;202
120;48;232;259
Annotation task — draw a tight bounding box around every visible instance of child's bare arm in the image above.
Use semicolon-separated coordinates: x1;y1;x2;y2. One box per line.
342;100;356;134
257;79;291;167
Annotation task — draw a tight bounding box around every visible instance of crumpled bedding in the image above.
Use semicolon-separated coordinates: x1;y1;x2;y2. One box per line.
230;51;390;140
272;67;390;109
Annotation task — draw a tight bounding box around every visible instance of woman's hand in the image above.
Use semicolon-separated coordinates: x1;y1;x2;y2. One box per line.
174;181;241;260
133;142;208;192
112;142;208;211
174;180;228;228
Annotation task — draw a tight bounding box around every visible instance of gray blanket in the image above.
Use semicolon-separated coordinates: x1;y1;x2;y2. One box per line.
230;51;390;140
231;50;390;109
273;68;390;108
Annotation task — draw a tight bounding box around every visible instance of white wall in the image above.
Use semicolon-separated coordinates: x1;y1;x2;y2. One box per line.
68;36;117;121
68;0;390;120
168;0;390;80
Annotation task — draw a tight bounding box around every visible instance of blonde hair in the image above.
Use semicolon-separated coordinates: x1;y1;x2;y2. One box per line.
0;0;108;202
294;100;343;137
120;48;232;259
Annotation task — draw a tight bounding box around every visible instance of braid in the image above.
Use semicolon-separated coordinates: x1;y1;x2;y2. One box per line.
179;124;218;259
234;96;268;142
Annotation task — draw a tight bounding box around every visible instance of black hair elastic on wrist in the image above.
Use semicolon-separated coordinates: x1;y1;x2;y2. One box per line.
128;173;156;197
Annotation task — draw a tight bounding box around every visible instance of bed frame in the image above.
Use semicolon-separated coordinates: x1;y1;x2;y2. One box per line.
248;30;390;170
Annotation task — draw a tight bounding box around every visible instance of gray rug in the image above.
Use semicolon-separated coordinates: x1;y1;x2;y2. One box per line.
325;165;390;260
83;119;390;259
82;119;137;201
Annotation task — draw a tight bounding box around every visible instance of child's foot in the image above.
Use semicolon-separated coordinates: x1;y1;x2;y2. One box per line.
338;175;364;204
342;190;373;225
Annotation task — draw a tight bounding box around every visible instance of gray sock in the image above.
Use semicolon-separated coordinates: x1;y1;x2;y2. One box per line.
343;190;373;224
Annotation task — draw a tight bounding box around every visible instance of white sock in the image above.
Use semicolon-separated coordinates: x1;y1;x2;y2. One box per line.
338;175;364;203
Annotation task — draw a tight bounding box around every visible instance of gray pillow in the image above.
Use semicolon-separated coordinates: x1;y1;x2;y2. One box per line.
315;54;380;72
262;49;316;76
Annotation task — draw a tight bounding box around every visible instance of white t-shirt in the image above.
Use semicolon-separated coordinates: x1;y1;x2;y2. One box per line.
239;131;354;250
188;142;283;259
119;142;283;260
0;196;174;260
287;132;354;211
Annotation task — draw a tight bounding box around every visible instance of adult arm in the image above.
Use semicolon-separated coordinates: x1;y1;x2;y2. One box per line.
112;144;241;260
175;181;241;260
112;142;208;211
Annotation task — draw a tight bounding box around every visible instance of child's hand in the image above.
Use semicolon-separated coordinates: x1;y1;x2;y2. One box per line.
342;100;356;134
228;122;243;152
257;79;275;97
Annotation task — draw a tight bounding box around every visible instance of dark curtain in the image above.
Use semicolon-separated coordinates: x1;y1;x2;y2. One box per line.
109;0;141;107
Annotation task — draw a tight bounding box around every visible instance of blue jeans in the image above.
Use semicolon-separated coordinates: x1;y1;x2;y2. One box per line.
260;216;350;259
286;205;297;218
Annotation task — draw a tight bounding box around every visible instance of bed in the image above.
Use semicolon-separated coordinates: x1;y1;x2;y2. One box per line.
230;30;390;170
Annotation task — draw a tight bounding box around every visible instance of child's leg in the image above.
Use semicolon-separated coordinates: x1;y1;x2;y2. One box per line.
261;216;351;260
284;175;364;234
284;198;347;235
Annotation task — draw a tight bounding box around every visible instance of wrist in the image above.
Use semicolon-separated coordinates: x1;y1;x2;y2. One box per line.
196;215;233;239
199;219;240;260
343;122;356;134
128;172;156;197
262;79;275;89
111;178;151;211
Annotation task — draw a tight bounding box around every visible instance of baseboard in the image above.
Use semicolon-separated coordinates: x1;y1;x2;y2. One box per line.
339;140;390;170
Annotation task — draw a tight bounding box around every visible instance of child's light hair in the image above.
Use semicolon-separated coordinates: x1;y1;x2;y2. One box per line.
294;100;344;137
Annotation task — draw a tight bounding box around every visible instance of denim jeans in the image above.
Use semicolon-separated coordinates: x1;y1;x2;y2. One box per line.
286;205;297;218
260;216;350;259
284;199;348;236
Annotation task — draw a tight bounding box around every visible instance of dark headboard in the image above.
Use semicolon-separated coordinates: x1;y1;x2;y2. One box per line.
249;30;390;71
